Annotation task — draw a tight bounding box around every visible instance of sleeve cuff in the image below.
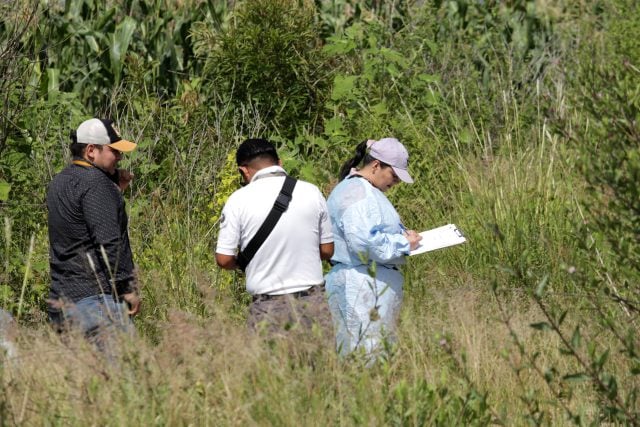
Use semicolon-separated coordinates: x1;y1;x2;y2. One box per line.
215;246;237;256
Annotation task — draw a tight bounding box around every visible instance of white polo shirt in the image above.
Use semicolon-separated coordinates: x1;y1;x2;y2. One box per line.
216;166;333;296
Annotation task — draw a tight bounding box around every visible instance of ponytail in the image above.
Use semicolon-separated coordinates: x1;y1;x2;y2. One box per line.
339;139;369;180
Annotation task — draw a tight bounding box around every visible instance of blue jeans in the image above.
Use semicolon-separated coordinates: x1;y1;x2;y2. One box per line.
50;294;134;356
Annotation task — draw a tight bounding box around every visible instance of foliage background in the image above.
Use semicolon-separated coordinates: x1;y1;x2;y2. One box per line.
0;0;638;424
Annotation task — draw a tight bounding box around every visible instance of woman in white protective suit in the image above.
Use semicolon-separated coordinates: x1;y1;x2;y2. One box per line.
325;138;421;358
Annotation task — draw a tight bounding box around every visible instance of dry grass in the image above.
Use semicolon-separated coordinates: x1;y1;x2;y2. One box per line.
0;284;627;426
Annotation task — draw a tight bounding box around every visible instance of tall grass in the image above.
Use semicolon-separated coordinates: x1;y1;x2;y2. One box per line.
1;0;638;424
1;285;629;425
0;80;622;425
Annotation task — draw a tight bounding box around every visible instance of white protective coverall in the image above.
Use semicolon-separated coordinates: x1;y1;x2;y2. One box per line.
325;175;411;356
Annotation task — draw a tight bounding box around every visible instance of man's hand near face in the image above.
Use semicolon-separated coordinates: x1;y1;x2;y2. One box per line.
118;169;134;191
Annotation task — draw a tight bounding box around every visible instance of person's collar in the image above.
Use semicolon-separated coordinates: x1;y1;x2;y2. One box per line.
347;167;361;178
250;165;287;183
72;159;94;168
347;168;376;187
73;157;119;184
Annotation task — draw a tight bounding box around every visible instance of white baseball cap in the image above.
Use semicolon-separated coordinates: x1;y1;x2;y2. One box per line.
367;137;413;183
75;118;136;152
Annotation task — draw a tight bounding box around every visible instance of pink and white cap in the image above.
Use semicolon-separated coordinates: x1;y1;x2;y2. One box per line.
367;138;413;183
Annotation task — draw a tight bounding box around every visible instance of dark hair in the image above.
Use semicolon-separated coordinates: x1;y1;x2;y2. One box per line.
69;131;86;158
236;138;279;166
338;140;377;180
69;131;103;158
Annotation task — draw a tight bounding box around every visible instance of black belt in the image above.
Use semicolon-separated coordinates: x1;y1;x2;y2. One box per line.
252;285;323;302
329;261;398;271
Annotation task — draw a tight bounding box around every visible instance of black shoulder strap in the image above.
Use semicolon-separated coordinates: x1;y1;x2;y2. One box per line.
237;175;297;272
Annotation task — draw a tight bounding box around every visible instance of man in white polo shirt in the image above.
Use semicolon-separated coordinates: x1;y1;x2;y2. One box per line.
215;138;334;334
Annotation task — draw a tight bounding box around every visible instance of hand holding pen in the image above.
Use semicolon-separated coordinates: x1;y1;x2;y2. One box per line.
400;223;422;250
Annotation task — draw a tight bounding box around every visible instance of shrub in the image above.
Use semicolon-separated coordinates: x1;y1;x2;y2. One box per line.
196;0;330;138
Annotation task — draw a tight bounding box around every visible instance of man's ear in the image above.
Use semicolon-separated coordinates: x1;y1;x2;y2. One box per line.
85;144;98;161
238;165;250;182
278;159;283;167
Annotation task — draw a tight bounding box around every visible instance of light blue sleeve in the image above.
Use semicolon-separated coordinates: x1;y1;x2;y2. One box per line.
339;195;410;264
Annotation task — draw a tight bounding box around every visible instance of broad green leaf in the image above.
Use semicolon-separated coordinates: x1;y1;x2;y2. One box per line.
418;73;440;83
344;22;363;40
322;39;356;56
299;163;317;183
323;117;344;136
380;47;408;67
331;75;357;101
370;102;388;117
0;180;10;201
386;63;400;77
312;137;328;150
425;89;440;106
110;17;137;84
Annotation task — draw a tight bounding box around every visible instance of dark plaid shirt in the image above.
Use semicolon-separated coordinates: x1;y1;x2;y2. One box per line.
46;162;135;309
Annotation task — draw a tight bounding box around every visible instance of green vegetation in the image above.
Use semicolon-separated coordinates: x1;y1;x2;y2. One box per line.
1;0;638;424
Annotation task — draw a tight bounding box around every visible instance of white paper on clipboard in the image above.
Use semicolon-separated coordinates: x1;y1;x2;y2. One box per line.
409;224;467;256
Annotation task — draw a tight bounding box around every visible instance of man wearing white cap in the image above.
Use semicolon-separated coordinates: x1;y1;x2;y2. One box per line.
46;118;139;351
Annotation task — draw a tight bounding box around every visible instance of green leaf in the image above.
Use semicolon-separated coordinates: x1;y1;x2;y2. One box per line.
96;7;117;31
557;310;568;326
299;163;318;183
378;284;390;297
425;89;440;106
331;75;357;101
559;347;574;356
543;368;556;383
110;17;137;85
571;326;581;349
370;102;388;117
379;47;408;67
85;35;100;53
47;68;60;95
322;38;356;56
562;373;590;383
535;274;549;297
323;117;344;136
459;128;473;145
530;322;552;331
418;73;440;83
0;180;10;201
595;349;610;369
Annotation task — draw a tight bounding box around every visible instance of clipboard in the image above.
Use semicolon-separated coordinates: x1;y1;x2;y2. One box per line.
409;224;467;256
